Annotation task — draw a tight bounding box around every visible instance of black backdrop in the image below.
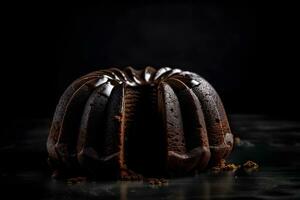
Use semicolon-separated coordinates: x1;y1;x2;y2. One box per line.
1;3;300;199
2;1;299;127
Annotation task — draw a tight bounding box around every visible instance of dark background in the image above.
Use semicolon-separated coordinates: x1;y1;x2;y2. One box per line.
1;2;300;199
2;1;299;127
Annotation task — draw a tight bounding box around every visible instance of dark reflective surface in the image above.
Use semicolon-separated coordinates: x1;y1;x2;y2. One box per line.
1;115;300;199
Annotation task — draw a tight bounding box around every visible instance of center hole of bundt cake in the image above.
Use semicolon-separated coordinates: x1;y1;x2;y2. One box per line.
124;85;165;177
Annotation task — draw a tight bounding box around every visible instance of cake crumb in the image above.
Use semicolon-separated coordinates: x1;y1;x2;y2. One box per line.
223;163;240;171
211;159;241;173
243;160;259;170
145;178;168;186
120;168;143;181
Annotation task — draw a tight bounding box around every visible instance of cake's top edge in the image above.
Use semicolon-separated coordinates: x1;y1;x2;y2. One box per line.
81;66;203;86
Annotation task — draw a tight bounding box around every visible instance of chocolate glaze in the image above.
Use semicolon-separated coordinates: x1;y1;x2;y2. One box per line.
47;66;234;179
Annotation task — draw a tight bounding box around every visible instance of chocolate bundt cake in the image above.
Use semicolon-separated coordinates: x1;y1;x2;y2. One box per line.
47;67;234;179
